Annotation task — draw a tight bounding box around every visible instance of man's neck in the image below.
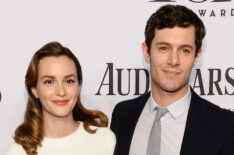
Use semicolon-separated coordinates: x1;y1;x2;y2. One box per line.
151;85;189;107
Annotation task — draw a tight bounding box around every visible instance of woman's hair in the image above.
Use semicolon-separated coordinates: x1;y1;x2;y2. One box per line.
14;42;108;155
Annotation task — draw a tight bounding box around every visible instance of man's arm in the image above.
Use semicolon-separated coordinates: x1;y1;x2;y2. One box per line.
221;112;234;155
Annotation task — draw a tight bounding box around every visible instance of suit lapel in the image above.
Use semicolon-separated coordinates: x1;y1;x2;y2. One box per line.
180;89;211;155
119;92;150;155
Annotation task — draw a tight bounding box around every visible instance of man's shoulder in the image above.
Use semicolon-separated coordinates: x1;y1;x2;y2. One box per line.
192;90;234;120
110;92;151;132
113;92;150;113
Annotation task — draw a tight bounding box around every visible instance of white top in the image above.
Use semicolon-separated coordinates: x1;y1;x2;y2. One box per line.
5;122;116;155
129;89;191;155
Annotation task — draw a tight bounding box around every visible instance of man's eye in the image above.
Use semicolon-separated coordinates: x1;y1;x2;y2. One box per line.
182;49;190;53
160;47;167;51
159;47;168;52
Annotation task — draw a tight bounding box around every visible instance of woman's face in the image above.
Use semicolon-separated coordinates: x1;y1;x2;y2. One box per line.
31;55;80;120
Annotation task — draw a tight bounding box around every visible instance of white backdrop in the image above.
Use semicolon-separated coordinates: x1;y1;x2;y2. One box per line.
0;0;233;154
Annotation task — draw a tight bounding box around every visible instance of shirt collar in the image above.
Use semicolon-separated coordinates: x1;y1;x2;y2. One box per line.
149;88;191;119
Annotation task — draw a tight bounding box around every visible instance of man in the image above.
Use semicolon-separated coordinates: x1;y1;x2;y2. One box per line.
111;4;234;155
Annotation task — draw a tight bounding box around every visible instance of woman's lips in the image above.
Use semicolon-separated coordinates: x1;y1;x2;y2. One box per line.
52;100;69;105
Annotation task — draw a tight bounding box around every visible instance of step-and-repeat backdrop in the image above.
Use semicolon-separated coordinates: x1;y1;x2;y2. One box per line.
0;0;233;154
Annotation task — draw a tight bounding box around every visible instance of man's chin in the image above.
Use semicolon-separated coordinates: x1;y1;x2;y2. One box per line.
160;84;188;93
162;87;180;93
152;79;189;93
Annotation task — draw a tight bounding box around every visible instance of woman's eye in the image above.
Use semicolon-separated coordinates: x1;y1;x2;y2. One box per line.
44;80;53;85
66;79;75;84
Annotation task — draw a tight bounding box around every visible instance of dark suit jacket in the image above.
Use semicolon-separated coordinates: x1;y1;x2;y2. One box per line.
110;89;234;155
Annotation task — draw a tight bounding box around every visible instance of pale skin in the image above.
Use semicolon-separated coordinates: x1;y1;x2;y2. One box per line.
142;25;202;107
31;55;80;138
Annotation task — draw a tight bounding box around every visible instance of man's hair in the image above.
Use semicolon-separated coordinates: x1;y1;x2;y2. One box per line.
145;5;206;55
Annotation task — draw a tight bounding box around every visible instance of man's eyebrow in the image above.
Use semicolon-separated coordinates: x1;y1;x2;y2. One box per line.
155;42;170;46
181;45;193;50
156;42;194;49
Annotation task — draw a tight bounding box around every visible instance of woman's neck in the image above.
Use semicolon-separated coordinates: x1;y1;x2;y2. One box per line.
43;114;79;138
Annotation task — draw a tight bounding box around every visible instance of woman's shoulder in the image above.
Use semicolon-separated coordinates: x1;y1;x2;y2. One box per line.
4;143;26;155
94;126;115;138
84;124;116;152
80;122;116;142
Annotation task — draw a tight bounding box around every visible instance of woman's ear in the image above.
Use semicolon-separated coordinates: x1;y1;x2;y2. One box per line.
31;87;39;98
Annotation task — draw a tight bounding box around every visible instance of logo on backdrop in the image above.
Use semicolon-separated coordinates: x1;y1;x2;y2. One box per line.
95;63;150;96
150;0;234;18
95;63;234;96
193;68;234;95
150;0;231;3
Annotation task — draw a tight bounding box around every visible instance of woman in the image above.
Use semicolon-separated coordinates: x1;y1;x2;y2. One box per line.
5;42;116;155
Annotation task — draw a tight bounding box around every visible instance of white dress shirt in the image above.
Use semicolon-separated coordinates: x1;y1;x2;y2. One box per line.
129;89;191;155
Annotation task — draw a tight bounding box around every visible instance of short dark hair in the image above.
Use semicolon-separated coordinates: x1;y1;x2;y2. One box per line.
144;5;206;55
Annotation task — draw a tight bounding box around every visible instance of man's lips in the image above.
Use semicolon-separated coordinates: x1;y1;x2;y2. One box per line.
162;69;181;75
52;100;69;105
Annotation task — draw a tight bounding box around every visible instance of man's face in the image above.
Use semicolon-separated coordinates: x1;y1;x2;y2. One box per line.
142;25;201;94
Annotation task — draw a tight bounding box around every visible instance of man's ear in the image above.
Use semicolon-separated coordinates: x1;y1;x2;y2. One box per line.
31;87;39;98
193;49;202;67
142;42;150;64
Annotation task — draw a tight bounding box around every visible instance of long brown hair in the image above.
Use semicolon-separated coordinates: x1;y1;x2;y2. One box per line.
14;42;108;155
